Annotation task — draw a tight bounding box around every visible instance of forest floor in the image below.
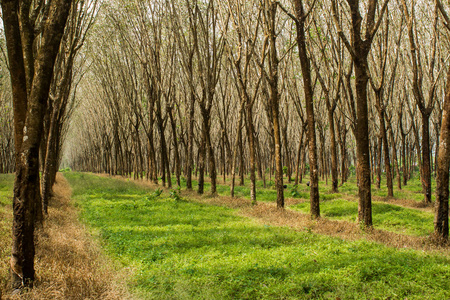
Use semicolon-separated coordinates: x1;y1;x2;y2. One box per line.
123;173;442;250
1;172;450;299
67;173;450;298
0;174;132;300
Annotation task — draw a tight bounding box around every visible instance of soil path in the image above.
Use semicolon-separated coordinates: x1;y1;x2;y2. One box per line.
4;174;132;300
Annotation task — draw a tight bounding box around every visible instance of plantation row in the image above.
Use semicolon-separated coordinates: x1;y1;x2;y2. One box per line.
64;0;450;235
3;0;450;293
53;173;450;298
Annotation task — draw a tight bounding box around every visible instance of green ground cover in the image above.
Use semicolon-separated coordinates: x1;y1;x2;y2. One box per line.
290;199;434;236
0;173;13;211
168;172;432;204
0;174;14;293
65;172;450;299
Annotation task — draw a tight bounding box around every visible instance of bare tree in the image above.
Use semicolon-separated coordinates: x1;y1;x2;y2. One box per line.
283;0;320;217
401;0;440;204
332;0;389;226
2;0;73;288
434;0;450;239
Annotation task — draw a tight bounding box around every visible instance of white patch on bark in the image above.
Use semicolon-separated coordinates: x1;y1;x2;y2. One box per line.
20;150;28;164
23;126;28;142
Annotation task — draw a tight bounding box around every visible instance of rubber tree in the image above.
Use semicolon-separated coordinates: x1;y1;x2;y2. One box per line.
262;0;284;208
41;0;98;214
434;0;450;240
284;0;320;217
332;0;389;227
401;0;439;204
227;0;263;204
2;0;73;288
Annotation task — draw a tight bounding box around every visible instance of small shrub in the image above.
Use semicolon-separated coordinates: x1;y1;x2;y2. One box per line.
170;187;182;202
152;188;163;198
145;188;163;202
290;185;300;197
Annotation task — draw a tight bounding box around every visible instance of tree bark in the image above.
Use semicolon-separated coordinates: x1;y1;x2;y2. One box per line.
421;112;432;203
332;0;388;226
264;0;284;208
328;109;339;193
379;106;394;197
186;91;195;189
435;68;450;239
293;0;319;218
246;105;257;204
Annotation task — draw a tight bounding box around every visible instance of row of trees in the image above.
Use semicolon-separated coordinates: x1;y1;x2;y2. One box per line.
69;0;449;231
0;0;98;290
0;69;14;173
2;0;450;292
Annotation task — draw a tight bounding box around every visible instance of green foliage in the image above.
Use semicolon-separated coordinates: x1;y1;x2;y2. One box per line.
0;173;13;212
349;165;356;175
170;187;183;202
152;188;163;198
65;173;450;299
0;174;14;291
320;193;342;201
290;184;300;197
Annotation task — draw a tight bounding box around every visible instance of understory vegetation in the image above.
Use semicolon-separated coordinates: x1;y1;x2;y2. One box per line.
60;172;450;299
0;174;13;296
3;0;450;296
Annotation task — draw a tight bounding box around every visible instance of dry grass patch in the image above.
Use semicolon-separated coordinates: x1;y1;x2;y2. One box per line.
0;202;13;300
2;174;131;300
242;201;446;253
373;195;434;212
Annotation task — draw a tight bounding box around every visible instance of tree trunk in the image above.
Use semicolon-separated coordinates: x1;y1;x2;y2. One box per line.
238;116;245;186
388;124;402;190
328;110;339;193
230;109;244;197
186;92;195;189
402;134;408;185
206;119;217;195
293;0;319;217
198;124;206;194
168;105;181;186
434;69;450;239
355;64;372;227
295;128;305;186
41;104;59;214
421;112;432;204
246;104;257;204
379;109;394;197
376;134;382;189
265;0;284;208
271;97;284;208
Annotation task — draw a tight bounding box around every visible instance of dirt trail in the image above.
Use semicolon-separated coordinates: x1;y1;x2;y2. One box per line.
4;174;132;300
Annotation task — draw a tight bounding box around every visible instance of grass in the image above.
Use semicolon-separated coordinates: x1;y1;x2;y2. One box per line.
290;199;434;236
65;172;450;299
160;171;432;205
0;174;14;297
